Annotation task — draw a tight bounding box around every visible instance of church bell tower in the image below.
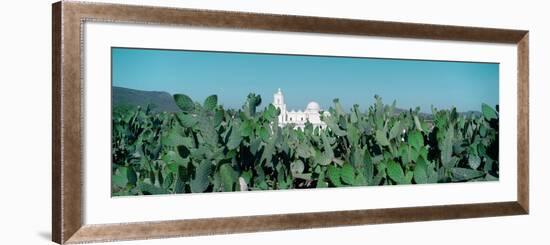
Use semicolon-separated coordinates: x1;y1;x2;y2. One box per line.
273;88;286;124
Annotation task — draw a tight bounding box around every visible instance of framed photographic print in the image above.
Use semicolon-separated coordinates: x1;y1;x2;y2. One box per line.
52;1;529;244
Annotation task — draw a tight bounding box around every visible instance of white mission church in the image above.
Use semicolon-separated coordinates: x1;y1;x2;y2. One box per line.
272;88;329;129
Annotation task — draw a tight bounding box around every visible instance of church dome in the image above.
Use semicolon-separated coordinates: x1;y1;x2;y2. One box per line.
306;101;320;112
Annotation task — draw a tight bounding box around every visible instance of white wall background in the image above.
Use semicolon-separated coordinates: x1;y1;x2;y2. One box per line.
0;0;547;244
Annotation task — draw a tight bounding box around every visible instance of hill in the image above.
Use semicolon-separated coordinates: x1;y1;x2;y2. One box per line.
112;86;483;117
112;86;179;113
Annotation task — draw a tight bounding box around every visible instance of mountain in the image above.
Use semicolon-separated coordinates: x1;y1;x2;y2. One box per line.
393;108;482;120
112;86;179;113
112;86;484;117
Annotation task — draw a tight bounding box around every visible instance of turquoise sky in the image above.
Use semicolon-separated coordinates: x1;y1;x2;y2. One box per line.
112;47;499;113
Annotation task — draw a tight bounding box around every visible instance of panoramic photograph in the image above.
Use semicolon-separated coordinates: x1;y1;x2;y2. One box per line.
111;47;499;196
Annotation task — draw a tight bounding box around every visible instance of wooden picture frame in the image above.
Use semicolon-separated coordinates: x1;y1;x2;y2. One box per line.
52;1;529;244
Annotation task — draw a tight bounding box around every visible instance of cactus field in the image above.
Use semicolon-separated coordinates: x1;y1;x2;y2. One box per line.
111;93;499;196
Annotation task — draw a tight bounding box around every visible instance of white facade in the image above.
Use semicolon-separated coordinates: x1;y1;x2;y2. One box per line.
272;88;328;129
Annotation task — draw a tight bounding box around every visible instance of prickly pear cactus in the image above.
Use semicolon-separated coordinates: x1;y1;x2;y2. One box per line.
111;93;499;196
